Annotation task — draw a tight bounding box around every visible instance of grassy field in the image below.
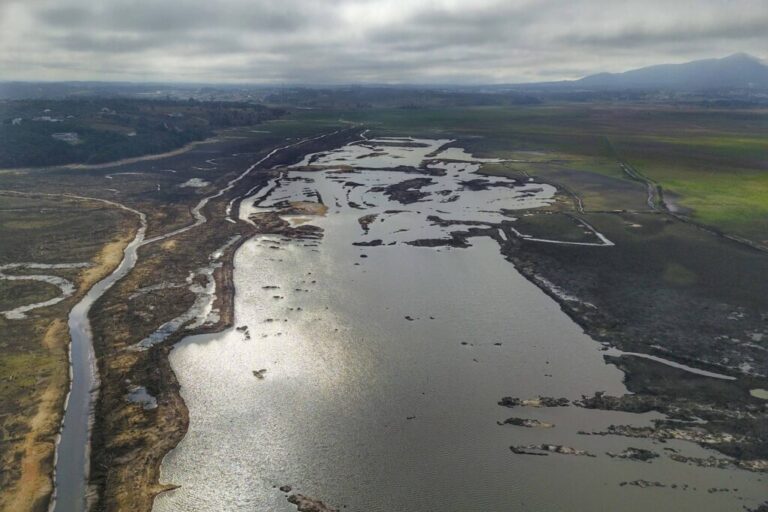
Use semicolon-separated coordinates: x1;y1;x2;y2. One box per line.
293;105;768;244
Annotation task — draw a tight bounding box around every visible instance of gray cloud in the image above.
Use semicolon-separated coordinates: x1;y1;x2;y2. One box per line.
561;16;768;47
0;0;766;83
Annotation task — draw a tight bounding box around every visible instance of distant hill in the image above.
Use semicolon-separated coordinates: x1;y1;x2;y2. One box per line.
574;53;768;90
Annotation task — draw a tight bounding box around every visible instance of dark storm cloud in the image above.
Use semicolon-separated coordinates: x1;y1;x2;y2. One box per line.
1;0;766;83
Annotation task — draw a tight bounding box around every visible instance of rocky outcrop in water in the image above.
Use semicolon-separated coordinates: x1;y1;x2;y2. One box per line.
357;214;378;233
619;480;666;489
606;447;659;462
669;453;739;470
406;235;471;248
498;396;570;408
510;444;595;457
498;417;554;428
287;494;338;512
371;177;433;204
575;391;668;415
353;239;383;247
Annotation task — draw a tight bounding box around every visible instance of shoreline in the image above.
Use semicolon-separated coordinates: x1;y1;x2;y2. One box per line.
87;231;249;512
494;215;768;471
148;232;249;504
144;211;318;508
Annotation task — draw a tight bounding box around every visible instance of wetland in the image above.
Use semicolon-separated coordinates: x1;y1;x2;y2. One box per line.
1;104;766;512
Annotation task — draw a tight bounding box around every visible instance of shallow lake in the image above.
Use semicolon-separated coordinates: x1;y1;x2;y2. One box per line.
154;138;766;511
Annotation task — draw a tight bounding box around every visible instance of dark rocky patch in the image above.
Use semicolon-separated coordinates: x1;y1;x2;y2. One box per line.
287;494;338;512
498;417;554;428
606;447;659;462
511;444;595;457
357;214;377;234
371;177;434;204
406;235;471;248
498;396;570;408
353;239;383;247
619;480;666;489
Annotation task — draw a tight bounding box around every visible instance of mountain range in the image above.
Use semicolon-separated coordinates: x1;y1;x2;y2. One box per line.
571;53;768;90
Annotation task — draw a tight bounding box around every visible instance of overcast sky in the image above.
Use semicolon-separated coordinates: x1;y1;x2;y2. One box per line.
1;0;766;84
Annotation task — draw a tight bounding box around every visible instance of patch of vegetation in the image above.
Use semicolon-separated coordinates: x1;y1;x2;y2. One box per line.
0;280;60;311
662;262;699;287
509;213;602;243
0;195;126;263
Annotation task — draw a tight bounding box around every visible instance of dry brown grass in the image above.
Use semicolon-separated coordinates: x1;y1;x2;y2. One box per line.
3;320;67;512
79;231;133;292
160;240;177;251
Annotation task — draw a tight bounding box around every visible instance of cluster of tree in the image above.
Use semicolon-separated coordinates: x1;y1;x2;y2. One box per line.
0;98;283;168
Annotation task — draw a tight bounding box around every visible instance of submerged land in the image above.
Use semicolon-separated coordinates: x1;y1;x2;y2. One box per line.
0;96;766;511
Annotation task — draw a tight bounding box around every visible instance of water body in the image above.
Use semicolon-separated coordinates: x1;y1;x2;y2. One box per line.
155;139;766;511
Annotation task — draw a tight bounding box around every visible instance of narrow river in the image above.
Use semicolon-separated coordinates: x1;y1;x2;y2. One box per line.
52;206;146;512
153;138;766;511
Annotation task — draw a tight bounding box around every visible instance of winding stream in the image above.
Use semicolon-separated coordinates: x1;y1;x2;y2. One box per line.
51;203;146;512
0;263;90;319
